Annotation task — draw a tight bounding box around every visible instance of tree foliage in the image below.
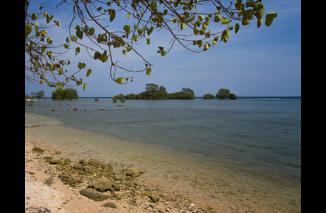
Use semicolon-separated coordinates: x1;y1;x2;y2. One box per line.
30;90;45;98
112;94;126;103
52;88;79;100
25;0;277;89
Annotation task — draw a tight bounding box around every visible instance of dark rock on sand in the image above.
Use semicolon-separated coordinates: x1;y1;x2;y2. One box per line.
102;202;118;208
149;195;160;203
44;156;60;164
88;180;120;192
32;147;44;154
44;157;70;165
79;188;109;201
121;168;144;178
59;175;82;187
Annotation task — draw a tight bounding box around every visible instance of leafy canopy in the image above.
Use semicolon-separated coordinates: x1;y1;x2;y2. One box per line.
25;0;277;89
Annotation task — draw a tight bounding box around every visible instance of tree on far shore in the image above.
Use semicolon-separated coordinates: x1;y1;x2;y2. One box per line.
216;89;237;100
52;88;79;100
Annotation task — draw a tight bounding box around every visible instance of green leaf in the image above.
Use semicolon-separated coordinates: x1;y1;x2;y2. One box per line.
46;37;53;44
150;0;157;11
221;29;230;43
75;47;80;55
54;20;61;27
214;14;221;23
76;79;83;86
203;43;209;51
123;25;131;37
158;46;167;56
146;67;152;76
147;26;154;36
146;38;150;45
58;68;63;75
77;62;86;70
94;51;101;60
88;27;95;36
86;69;92;77
47;51;53;58
25;23;32;37
115;77;125;84
99;51;108;62
76;29;83;39
221;17;230;25
71;35;77;42
83;83;87;91
31;13;38;20
212;37;218;45
108;9;116;22
234;23;240;34
64;43;69;49
265;12;277;27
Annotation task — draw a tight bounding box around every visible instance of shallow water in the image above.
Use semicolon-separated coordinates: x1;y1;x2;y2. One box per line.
26;98;301;212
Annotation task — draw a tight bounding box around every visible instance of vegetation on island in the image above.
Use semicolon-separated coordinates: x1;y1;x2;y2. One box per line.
52;88;79;100
203;93;215;99
25;90;45;99
120;83;195;100
216;89;237;100
25;0;277;89
112;94;125;103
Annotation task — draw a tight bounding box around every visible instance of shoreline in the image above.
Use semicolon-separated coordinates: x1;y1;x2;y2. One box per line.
25;112;300;212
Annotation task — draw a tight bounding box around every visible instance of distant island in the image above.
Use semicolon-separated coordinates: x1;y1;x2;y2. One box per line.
112;84;237;101
52;88;79;100
118;83;195;100
216;89;237;100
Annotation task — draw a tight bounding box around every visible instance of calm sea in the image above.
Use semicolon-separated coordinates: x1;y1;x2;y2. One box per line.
26;97;301;184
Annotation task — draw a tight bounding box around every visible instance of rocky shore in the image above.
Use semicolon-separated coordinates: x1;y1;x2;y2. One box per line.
25;134;214;213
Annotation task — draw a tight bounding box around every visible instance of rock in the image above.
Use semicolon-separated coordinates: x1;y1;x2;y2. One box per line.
50;109;55;111
102;202;118;208
44;156;62;165
76;159;113;176
59;175;82;187
121;168;144;178
44;175;54;186
62;159;72;165
54;151;62;155
149;195;160;203
32;147;44;154
26;207;51;213
87;180;120;192
79;188;109;201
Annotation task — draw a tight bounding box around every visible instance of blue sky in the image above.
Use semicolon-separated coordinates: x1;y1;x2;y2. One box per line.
26;0;301;97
